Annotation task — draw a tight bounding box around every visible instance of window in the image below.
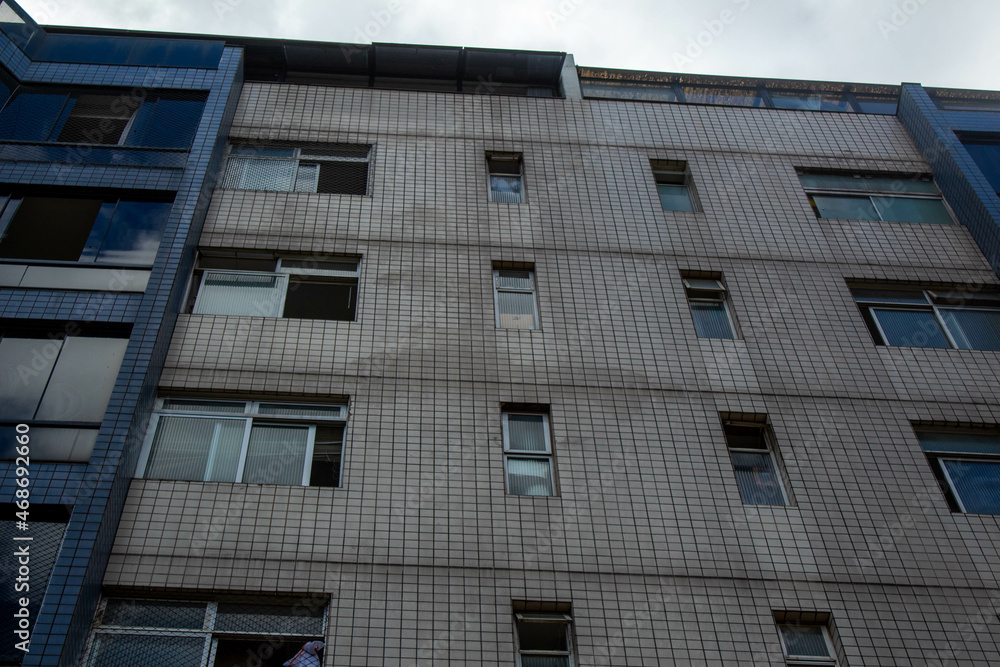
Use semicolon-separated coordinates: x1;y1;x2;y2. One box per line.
487;152;524;203
503;410;555;496
770;91;852;112
514;604;574;667
0;506;68;664
798;171;952;224
0;88;205;148
0;325;129;463
684;276;735;338
0;195;172;265
917;429;1000;514
680;85;765;107
190;253;359;321
722;417;789;506
222;143;371;194
961;136;1000;195
650;159;695;212
137;398;346;487
494;268;539;329
774;613;838;666
851;285;1000;350
84;597;325;667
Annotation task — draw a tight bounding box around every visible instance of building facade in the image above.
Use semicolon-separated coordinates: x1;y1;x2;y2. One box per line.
1;1;1000;665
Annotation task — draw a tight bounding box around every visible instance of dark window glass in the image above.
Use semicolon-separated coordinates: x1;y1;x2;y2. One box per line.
125;93;205;149
0;197;171;265
853;94;898;114
0;197;105;260
82;201;172;265
56;94;137;144
0;425;97;462
283;278;356;320
517;621;568;651
317;160;368;194
962;141;1000;194
681;86;764;107
0;89;67;141
871;309;951;348
770;91;852;112
810;194;881;220
309;425;344;487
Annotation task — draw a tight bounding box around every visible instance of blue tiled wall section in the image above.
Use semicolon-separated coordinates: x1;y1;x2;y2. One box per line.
899;83;1000;276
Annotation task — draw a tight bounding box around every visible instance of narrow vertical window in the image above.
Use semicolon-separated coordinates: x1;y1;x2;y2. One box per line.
515;611;573;667
650;159;695;211
487;152;524;203
684;276;735;338
494;268;539;330
503;411;555;496
774;612;839;666
723;418;789;506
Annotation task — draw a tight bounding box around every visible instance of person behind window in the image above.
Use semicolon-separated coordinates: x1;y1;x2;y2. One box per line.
283;640;324;667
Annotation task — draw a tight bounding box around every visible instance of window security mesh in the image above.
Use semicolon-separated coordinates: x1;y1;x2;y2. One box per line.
222;144;371;195
0;515;67;664
87;599;325;667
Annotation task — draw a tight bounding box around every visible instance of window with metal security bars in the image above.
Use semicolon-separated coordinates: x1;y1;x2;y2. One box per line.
503;411;555;496
222;144;371;195
684;276;736;339
136;398;346;487
775;615;839;666
487;152;524;203
190;253;359;321
722;418;789;506
650;159;696;212
0;88;205;148
916;429;1000;514
851;285;1000;350
515;611;574;667
0;507;68;664
83;597;326;667
798;171;953;224
494;268;539;329
0;325;130;463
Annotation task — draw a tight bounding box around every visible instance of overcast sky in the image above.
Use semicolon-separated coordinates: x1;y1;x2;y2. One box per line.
18;0;1000;90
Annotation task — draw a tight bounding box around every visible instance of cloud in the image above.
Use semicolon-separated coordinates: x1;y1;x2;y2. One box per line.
16;0;1000;89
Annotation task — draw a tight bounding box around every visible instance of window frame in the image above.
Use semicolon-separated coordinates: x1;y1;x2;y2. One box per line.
486;152;525;204
683;277;736;339
493;268;540;330
776;622;838;666
514;612;574;667
916;429;1000;514
0;87;206;148
222;143;373;195
722;419;790;507
136;398;347;487
799;171;953;224
191;254;361;321
83;598;326;667
502;411;556;497
650;159;696;212
852;287;1000;350
0;193;174;269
